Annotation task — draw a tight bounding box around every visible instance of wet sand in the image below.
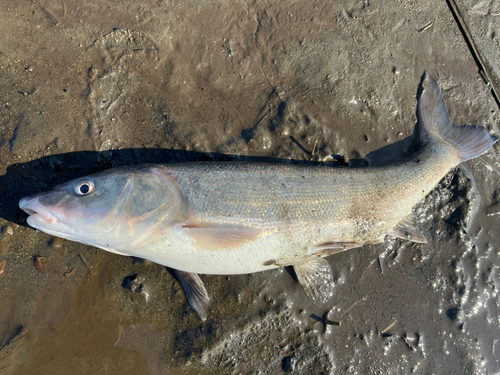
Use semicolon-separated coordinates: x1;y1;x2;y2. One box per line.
1;0;499;374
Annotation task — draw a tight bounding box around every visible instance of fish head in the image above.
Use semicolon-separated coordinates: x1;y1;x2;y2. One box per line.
19;165;186;250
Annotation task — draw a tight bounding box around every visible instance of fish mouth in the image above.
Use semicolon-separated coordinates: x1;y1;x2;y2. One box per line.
19;197;61;224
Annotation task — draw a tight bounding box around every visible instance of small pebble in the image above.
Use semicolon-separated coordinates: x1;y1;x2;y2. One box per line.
405;332;418;343
122;274;150;302
49;237;64;249
404;332;419;350
1;226;13;235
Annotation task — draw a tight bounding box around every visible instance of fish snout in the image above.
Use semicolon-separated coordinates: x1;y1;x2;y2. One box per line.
19;196;61;224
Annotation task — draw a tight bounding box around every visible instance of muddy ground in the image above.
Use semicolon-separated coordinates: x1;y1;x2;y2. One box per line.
1;0;500;374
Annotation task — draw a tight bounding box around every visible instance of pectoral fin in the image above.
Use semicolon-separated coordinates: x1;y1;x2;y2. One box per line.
294;258;334;303
388;214;426;243
173;270;210;321
182;225;261;250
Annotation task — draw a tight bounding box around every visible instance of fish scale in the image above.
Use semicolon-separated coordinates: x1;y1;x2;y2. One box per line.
166;144;451;244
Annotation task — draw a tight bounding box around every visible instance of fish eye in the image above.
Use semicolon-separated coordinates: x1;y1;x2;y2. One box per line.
74;179;95;196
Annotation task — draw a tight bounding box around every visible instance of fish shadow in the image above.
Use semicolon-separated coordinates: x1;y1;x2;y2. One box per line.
0;130;415;226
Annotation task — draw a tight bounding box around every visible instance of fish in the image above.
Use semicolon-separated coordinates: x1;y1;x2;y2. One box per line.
19;72;497;320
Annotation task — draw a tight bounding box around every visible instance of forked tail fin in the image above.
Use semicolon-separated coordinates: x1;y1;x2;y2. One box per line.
417;71;497;162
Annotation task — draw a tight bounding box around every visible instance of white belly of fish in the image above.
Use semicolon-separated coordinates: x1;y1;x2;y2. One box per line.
127;221;353;275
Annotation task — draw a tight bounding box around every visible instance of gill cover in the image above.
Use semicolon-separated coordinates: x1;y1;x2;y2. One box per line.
19;165;186;251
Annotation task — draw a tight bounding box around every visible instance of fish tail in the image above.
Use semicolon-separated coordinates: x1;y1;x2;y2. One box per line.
417;71;497;162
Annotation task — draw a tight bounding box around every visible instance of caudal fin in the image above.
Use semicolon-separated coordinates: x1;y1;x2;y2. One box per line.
417;71;497;162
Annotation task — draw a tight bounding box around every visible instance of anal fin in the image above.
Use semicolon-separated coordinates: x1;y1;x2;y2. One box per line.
294;258;334;304
173;270;210;321
309;241;361;256
388;213;426;243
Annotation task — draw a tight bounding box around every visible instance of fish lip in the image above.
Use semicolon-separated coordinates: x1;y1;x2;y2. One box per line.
19;197;61;224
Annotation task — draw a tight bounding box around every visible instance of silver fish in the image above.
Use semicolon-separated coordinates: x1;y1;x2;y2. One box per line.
19;72;497;320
